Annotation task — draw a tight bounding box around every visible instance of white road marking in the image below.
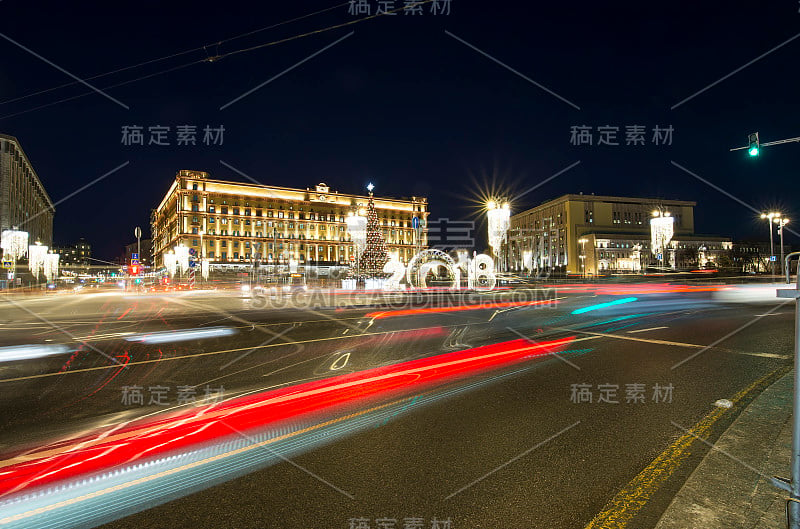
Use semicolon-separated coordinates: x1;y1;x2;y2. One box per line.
626;326;669;334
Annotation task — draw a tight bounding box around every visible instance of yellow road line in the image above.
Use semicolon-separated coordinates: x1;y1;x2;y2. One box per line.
583;364;791;529
552;326;704;348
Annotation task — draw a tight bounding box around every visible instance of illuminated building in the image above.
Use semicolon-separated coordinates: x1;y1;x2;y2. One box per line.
151;170;429;269
52;238;91;267
508;194;731;275
0;134;54;246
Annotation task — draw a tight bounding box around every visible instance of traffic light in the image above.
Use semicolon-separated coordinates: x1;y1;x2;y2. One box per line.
748;132;759;157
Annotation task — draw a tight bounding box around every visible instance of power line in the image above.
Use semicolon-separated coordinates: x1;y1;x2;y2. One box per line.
0;0;433;120
0;1;350;107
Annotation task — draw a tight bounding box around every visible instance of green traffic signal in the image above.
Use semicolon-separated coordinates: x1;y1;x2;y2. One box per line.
748;132;759;157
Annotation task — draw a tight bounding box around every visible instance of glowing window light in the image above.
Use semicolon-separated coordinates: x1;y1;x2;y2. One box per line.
570;297;638;315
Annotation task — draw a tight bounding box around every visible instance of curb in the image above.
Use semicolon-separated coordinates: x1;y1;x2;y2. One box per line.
655;371;793;529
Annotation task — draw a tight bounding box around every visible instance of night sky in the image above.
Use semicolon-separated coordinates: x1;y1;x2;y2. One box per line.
1;1;799;259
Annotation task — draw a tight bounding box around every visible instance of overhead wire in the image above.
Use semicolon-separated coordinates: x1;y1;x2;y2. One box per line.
0;1;351;107
0;0;434;120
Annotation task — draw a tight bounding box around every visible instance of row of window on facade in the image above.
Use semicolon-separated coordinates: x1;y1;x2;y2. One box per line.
185;190;424;219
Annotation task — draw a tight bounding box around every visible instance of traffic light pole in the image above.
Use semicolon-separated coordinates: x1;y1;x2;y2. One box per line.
730;135;800;152
777;252;800;529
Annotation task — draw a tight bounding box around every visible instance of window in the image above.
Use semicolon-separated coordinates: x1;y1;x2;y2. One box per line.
192;183;198;190
221;206;228;214
233;207;239;215
209;217;215;223
191;204;199;212
209;206;215;213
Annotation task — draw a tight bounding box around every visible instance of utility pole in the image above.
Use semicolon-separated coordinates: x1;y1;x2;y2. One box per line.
777;253;800;529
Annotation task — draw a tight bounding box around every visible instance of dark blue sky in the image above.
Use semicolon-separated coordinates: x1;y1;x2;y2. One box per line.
1;0;799;258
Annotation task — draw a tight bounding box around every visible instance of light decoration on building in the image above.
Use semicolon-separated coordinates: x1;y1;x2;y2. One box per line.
174;244;190;274
201;258;210;280
345;212;368;256
44;254;59;282
164;251;177;277
1;230;28;261
487;201;510;257
650;212;674;257
28;244;48;280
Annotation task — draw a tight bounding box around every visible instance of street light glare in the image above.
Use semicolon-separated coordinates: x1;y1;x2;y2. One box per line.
487;200;497;210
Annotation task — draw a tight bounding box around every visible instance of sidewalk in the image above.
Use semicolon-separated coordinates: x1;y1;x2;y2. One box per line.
656;372;793;529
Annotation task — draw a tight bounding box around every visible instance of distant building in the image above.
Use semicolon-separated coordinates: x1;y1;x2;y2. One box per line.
508;193;731;275
124;239;152;268
0;134;54;246
151;170;429;268
52;238;91;267
730;241;792;274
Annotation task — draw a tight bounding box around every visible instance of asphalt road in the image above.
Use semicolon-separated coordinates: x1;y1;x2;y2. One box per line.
0;282;793;529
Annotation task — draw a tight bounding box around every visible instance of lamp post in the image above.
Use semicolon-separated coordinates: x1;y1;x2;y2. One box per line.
761;212;781;275
487;200;510;273
777;217;790;274
199;229;205;284
578;238;588;278
346;208;367;285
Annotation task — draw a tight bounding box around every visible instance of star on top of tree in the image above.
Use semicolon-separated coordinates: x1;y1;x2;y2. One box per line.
366;182;375;194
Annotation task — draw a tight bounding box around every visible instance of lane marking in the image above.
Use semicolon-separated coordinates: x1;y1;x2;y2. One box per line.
551;327;703;348
0;321;514;384
583;364;791;529
626;326;669;334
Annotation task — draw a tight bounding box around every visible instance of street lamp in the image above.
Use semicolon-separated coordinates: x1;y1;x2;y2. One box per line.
487;200;510;272
578;238;588;278
199;229;205;283
776;217;790;274
345;210;367;284
761;212;781;275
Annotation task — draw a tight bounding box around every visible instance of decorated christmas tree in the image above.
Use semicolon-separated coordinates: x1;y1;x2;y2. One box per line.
360;185;389;277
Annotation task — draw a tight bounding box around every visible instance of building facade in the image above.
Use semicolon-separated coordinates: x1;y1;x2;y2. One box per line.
151;170;429;268
52;238;91;267
0;134;54;246
508;194;731;275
